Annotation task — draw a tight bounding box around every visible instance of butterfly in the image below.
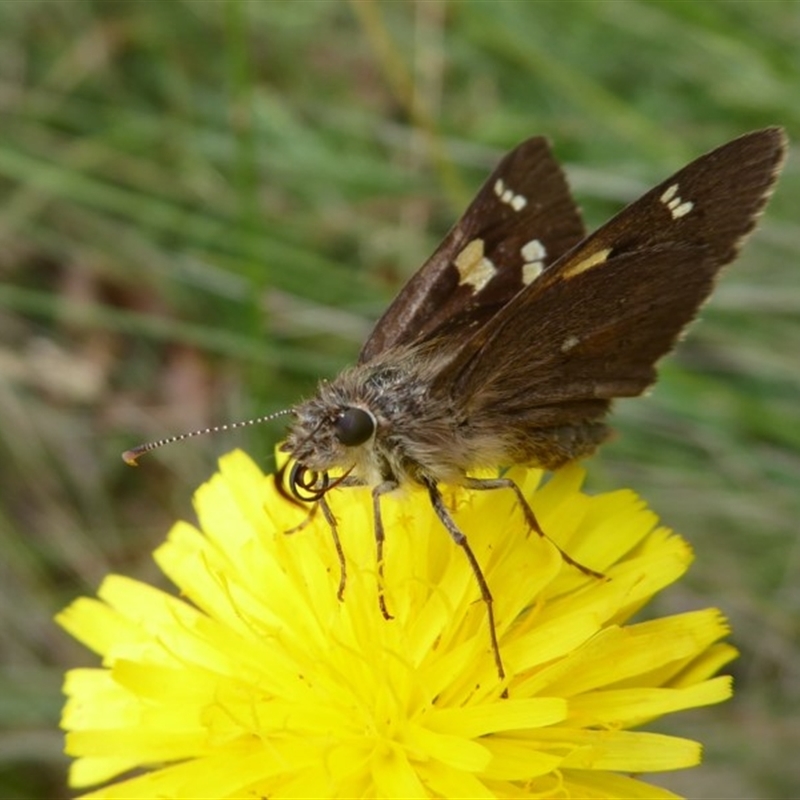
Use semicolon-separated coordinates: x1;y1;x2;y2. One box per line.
127;128;787;679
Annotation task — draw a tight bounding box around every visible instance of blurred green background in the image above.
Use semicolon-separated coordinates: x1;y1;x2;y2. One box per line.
1;1;798;798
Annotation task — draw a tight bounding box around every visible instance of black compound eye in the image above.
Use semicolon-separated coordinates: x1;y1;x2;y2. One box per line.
333;407;375;447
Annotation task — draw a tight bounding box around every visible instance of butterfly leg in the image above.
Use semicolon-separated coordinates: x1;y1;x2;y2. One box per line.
372;480;398;620
284;497;348;601
462;476;604;580
284;503;318;534
319;495;347;601
424;477;506;682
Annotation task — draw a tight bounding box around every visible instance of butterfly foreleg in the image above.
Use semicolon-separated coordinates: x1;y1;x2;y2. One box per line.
285;495;348;601
372;480;399;620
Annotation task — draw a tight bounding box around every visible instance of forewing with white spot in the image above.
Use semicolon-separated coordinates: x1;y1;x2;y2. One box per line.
359;137;585;362
437;128;786;424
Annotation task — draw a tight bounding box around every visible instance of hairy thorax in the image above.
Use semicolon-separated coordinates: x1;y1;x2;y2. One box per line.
282;345;505;487
282;342;610;488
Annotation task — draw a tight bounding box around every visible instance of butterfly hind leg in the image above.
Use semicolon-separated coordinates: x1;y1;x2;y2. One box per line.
462;475;605;580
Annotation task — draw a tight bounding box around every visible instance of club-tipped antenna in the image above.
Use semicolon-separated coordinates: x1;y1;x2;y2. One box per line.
122;408;295;466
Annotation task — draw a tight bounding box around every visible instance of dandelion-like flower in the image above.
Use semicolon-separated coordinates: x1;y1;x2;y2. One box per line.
58;450;735;799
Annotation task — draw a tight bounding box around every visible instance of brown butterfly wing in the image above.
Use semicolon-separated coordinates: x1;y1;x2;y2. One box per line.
359;137;585;363
438;128;786;431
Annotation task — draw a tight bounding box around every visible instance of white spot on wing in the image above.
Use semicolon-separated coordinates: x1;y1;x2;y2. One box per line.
671;200;694;218
660;183;679;203
494;177;527;212
522;261;543;284
521;239;546;263
455;238;496;293
521;238;547;284
660;182;694;220
561;335;580;353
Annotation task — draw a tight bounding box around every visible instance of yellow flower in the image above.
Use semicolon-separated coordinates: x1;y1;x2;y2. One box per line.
58;450;735;799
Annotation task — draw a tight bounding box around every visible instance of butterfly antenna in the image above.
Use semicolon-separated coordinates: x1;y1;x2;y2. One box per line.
122;408;295;466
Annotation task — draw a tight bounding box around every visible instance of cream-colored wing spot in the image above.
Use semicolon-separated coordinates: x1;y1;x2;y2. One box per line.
561;334;580;353
660;182;694;219
522;261;543;285
521;238;547;285
454;238;497;293
493;177;527;211
562;247;612;279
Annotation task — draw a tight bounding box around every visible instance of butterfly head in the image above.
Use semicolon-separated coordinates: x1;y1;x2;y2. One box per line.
279;389;378;502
